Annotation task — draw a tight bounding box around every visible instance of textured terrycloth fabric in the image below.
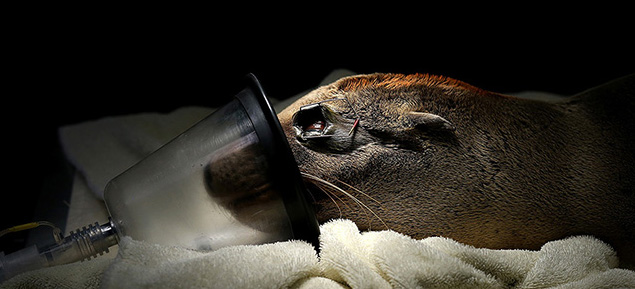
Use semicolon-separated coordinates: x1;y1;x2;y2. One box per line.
5;219;634;288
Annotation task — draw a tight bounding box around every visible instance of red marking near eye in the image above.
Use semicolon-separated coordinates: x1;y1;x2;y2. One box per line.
352;118;360;129
348;118;360;135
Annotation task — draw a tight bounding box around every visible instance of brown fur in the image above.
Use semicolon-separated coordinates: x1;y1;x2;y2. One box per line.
277;73;635;267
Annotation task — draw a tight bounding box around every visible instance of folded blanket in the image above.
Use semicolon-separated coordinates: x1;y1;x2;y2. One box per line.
3;219;634;288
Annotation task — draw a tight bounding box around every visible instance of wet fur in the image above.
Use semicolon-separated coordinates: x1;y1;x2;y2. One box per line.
278;73;635;267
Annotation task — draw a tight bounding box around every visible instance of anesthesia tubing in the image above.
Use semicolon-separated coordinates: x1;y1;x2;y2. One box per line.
0;219;118;282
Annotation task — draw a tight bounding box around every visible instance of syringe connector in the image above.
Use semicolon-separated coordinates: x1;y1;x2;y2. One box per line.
1;219;119;282
67;219;119;261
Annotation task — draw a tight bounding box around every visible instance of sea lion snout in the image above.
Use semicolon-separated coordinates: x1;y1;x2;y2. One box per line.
205;131;286;233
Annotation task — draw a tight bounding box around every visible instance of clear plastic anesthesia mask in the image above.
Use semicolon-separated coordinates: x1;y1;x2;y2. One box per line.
0;74;320;281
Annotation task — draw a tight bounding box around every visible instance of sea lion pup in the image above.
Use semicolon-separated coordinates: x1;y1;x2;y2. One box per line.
277;73;634;267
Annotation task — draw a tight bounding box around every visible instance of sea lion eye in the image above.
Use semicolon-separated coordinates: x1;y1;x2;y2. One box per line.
292;97;360;142
293;104;330;139
305;120;326;132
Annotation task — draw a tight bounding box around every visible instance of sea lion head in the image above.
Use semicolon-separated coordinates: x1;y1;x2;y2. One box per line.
278;73;510;241
277;73;635;265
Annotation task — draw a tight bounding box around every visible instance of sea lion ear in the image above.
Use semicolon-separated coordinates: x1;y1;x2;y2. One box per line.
407;112;455;132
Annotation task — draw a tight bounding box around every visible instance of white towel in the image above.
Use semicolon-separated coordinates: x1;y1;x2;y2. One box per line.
5;219;633;288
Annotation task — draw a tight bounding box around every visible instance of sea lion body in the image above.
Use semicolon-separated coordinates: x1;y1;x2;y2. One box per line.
277;73;635;267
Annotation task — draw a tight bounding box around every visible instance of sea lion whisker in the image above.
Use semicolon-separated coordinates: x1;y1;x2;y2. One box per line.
329;177;389;231
329;179;381;230
312;182;345;219
335;179;384;208
310;177;372;229
305;185;343;218
331;183;387;231
302;173;359;219
301;172;389;231
318;181;373;230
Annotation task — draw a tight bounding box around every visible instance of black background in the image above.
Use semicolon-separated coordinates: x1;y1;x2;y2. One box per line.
2;10;633;254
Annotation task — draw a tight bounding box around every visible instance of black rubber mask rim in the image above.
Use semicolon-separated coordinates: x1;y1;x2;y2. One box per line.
235;73;320;250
